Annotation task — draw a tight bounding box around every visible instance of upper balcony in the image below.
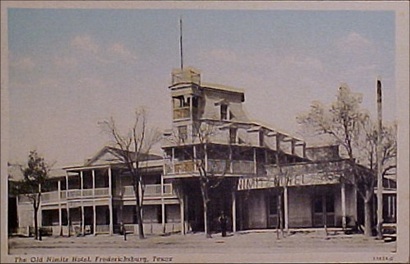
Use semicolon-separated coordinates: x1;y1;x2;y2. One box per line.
21;184;176;205
164;159;260;178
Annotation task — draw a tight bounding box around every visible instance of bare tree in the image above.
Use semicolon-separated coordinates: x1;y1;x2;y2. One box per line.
14;150;51;240
100;108;161;239
297;85;397;236
165;120;231;238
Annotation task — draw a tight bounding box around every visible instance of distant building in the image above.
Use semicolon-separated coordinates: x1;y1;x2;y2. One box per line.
10;67;396;237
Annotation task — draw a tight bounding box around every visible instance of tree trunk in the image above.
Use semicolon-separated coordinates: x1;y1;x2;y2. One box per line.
134;182;145;239
203;201;211;238
364;192;373;237
33;206;39;240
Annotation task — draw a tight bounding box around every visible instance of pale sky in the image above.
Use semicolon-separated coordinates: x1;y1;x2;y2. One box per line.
6;6;396;167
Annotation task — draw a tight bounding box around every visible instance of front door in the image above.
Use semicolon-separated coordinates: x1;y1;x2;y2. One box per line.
312;194;335;227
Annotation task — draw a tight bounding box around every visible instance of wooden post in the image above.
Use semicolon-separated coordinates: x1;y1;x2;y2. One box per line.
93;204;97;236
161;175;166;233
284;186;289;233
180;195;185;235
341;182;347;230
232;191;237;233
108;167;113;235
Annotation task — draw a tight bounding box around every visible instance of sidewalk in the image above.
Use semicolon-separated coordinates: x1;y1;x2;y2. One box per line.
8;229;396;255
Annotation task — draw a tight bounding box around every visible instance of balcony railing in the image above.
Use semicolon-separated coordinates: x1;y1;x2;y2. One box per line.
173;107;190;119
165;159;256;175
122;184;174;198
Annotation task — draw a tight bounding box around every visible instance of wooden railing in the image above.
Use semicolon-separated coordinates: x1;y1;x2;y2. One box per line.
165;159;256;175
39;188;110;203
173;107;190;119
122;184;174;197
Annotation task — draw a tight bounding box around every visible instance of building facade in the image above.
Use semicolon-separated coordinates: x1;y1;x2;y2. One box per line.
12;67;396;237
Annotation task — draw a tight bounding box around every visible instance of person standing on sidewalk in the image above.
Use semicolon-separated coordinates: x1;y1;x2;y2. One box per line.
219;211;228;237
120;222;127;241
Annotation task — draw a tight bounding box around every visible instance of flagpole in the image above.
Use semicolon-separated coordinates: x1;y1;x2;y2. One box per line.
180;18;183;70
376;78;384;239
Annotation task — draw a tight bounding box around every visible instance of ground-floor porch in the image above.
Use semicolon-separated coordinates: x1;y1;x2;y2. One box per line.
37;199;182;237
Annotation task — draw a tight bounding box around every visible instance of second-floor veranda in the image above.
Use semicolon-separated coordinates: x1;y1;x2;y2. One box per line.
163;143;307;179
32;163;176;205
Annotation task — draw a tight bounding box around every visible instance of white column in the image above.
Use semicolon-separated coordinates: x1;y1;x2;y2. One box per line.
180;195;185;235
172;148;175;174
93;205;97;236
80;171;84;234
253;148;257;174
193;145;197;172
58;180;62;235
232;191;237;233
161;175;166;233
284;186;289;232
81;205;85;235
108;167;113;235
229;146;233;173
92;170;95;196
66;172;70;236
204;144;208;172
341;182;346;229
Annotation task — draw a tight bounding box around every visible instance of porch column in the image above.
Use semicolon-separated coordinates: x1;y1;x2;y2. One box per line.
204;144;208;171
92;170;95;196
66;173;70;235
229;146;233;173
253;148;257;174
161;175;166;233
172;148;175;174
180;195;185;235
302;143;306;158
93;205;97;236
81;205;85;236
232;191;237;233
341;182;347;229
58;180;62;236
80;171;84;235
291;140;295;155
284;186;289;232
108;167;113;235
193;145;197;172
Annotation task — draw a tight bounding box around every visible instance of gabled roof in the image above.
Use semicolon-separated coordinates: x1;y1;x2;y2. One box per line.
8;163;65;181
83;146;162;167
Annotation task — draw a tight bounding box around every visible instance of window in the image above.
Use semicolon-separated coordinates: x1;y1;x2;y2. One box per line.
229;127;237;144
259;130;264;147
173;96;189;108
221;104;228;120
178;125;188;141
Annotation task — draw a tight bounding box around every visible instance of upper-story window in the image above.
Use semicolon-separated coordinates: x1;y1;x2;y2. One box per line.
178;125;188;141
221;104;228;120
229;127;237;144
259;130;264;147
173;96;189;108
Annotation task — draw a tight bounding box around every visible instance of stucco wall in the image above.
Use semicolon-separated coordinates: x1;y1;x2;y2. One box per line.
247;190;267;229
288;188;312;227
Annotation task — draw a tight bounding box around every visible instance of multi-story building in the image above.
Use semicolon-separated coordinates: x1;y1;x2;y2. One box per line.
11;67;396;237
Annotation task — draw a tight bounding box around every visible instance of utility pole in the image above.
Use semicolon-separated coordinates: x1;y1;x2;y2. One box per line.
179;17;184;70
376;78;384;239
